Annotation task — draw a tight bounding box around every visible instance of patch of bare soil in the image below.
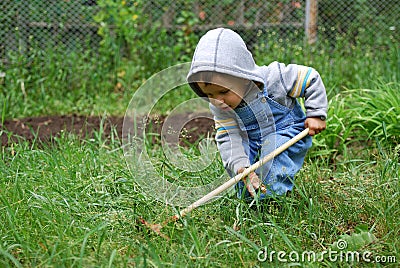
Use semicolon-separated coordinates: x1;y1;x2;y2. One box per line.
0;114;215;147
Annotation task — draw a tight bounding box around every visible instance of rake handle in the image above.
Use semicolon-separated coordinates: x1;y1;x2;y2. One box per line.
174;128;310;220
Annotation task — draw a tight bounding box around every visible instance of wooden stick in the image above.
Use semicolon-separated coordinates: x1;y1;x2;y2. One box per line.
175;128;310;219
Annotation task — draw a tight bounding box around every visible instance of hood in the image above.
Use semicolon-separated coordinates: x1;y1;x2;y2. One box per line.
187;28;265;97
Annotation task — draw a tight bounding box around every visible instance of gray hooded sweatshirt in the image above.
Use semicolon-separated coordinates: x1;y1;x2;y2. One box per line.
187;28;328;174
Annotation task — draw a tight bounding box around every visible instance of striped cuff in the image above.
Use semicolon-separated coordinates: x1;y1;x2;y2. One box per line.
215;118;238;137
289;67;313;98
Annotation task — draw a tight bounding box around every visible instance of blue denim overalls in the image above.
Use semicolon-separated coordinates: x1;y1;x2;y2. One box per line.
234;84;312;199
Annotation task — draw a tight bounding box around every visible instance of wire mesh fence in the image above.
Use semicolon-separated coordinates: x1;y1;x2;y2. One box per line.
1;0;399;62
1;0;100;57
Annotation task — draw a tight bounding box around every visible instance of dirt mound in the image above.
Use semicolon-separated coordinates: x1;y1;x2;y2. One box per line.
1;114;215;147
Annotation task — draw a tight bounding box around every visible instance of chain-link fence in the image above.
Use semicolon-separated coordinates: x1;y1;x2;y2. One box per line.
318;0;399;44
1;0;100;58
1;0;399;62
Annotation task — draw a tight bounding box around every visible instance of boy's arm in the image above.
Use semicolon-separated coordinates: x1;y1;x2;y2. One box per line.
276;62;328;135
279;63;328;118
210;104;250;175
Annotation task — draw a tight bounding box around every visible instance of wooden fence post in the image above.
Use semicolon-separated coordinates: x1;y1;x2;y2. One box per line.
305;0;318;44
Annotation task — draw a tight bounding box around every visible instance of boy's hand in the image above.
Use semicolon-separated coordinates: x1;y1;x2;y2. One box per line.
237;167;266;197
305;117;326;136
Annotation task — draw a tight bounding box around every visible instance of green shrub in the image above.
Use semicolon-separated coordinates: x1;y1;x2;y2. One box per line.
350;82;400;145
310;82;400;162
318;0;400;45
94;0;199;79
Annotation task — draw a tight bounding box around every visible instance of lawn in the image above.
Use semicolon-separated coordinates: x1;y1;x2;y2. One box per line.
0;39;399;267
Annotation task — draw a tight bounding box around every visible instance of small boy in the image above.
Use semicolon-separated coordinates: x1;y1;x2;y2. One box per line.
187;28;328;199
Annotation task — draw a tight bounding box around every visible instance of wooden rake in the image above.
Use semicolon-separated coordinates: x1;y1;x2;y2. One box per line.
140;128;310;239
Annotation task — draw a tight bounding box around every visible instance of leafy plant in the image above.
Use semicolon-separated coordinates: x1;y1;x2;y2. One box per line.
331;231;376;252
94;0;199;79
349;83;400;145
309;91;364;160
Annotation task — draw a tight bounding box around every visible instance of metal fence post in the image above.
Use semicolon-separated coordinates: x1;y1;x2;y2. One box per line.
305;0;318;44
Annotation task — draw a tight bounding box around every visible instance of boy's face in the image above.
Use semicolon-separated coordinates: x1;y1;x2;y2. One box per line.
197;75;250;111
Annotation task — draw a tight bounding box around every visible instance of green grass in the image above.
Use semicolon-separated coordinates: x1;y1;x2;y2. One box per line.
1;35;399;267
1;36;399;119
1;117;399;267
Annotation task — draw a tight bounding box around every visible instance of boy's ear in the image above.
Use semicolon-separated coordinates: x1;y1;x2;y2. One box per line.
254;81;263;90
189;82;207;98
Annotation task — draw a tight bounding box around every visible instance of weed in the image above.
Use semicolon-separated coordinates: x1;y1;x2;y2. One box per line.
0;23;399;267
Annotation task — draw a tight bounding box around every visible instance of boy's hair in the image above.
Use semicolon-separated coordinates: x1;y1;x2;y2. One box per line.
188;71;263;98
188;71;218;98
